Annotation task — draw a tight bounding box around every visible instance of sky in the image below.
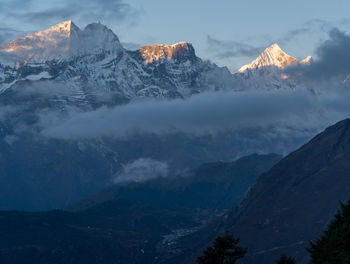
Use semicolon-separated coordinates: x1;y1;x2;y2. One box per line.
1;0;350;71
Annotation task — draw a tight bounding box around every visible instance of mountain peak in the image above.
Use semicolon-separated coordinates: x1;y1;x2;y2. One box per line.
48;20;79;35
139;42;196;64
300;55;313;64
0;20;123;63
265;43;282;52
0;20;82;62
237;43;297;73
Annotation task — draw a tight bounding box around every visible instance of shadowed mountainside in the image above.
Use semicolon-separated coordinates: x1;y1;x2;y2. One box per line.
177;119;350;264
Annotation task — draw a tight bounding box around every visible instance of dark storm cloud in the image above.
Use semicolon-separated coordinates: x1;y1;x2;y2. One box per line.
207;35;264;59
286;28;350;80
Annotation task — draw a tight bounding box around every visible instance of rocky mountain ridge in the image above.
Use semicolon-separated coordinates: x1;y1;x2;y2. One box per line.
0;21;234;102
0;21;315;103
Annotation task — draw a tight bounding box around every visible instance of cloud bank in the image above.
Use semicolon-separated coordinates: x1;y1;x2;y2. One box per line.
38;90;322;140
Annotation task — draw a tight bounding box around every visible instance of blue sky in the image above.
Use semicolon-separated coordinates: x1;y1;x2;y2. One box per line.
1;0;350;71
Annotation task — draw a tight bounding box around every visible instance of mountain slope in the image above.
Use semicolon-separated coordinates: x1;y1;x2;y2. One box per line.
181;119;350;264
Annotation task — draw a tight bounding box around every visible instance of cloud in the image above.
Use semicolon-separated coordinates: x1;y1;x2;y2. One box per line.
37;90;325;140
0;104;23;121
30;85;350;161
0;0;139;33
207;35;264;59
286;28;350;81
276;19;349;45
0;27;25;44
113;158;169;184
22;0;138;25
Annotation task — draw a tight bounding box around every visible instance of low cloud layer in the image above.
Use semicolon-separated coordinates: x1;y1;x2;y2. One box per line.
39;90;323;140
113;158;168;184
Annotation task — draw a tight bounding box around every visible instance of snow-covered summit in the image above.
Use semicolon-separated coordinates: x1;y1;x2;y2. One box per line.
0;20;80;62
78;22;123;58
0;21;234;100
0;20;123;64
300;56;313;65
238;43;297;73
139;42;196;64
234;44;312;91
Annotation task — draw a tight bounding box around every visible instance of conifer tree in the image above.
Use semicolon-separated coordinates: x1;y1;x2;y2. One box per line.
275;253;296;264
308;200;350;264
197;232;247;264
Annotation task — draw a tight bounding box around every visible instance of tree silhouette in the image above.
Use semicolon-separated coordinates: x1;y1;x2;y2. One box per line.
197;232;247;264
308;200;350;263
275;253;296;264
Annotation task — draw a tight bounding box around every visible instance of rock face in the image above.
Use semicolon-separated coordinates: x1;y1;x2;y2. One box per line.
139;42;196;64
183;119;350;264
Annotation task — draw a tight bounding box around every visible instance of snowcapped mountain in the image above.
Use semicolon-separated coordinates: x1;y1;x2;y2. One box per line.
234;43;312;91
237;43;298;72
0;21;234;104
0;21;315;103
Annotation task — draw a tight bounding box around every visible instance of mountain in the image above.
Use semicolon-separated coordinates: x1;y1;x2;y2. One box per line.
0;21;234;101
0;20;122;62
178;119;350;264
234;43;311;90
237;43;298;72
0;153;281;264
0;21;315;102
